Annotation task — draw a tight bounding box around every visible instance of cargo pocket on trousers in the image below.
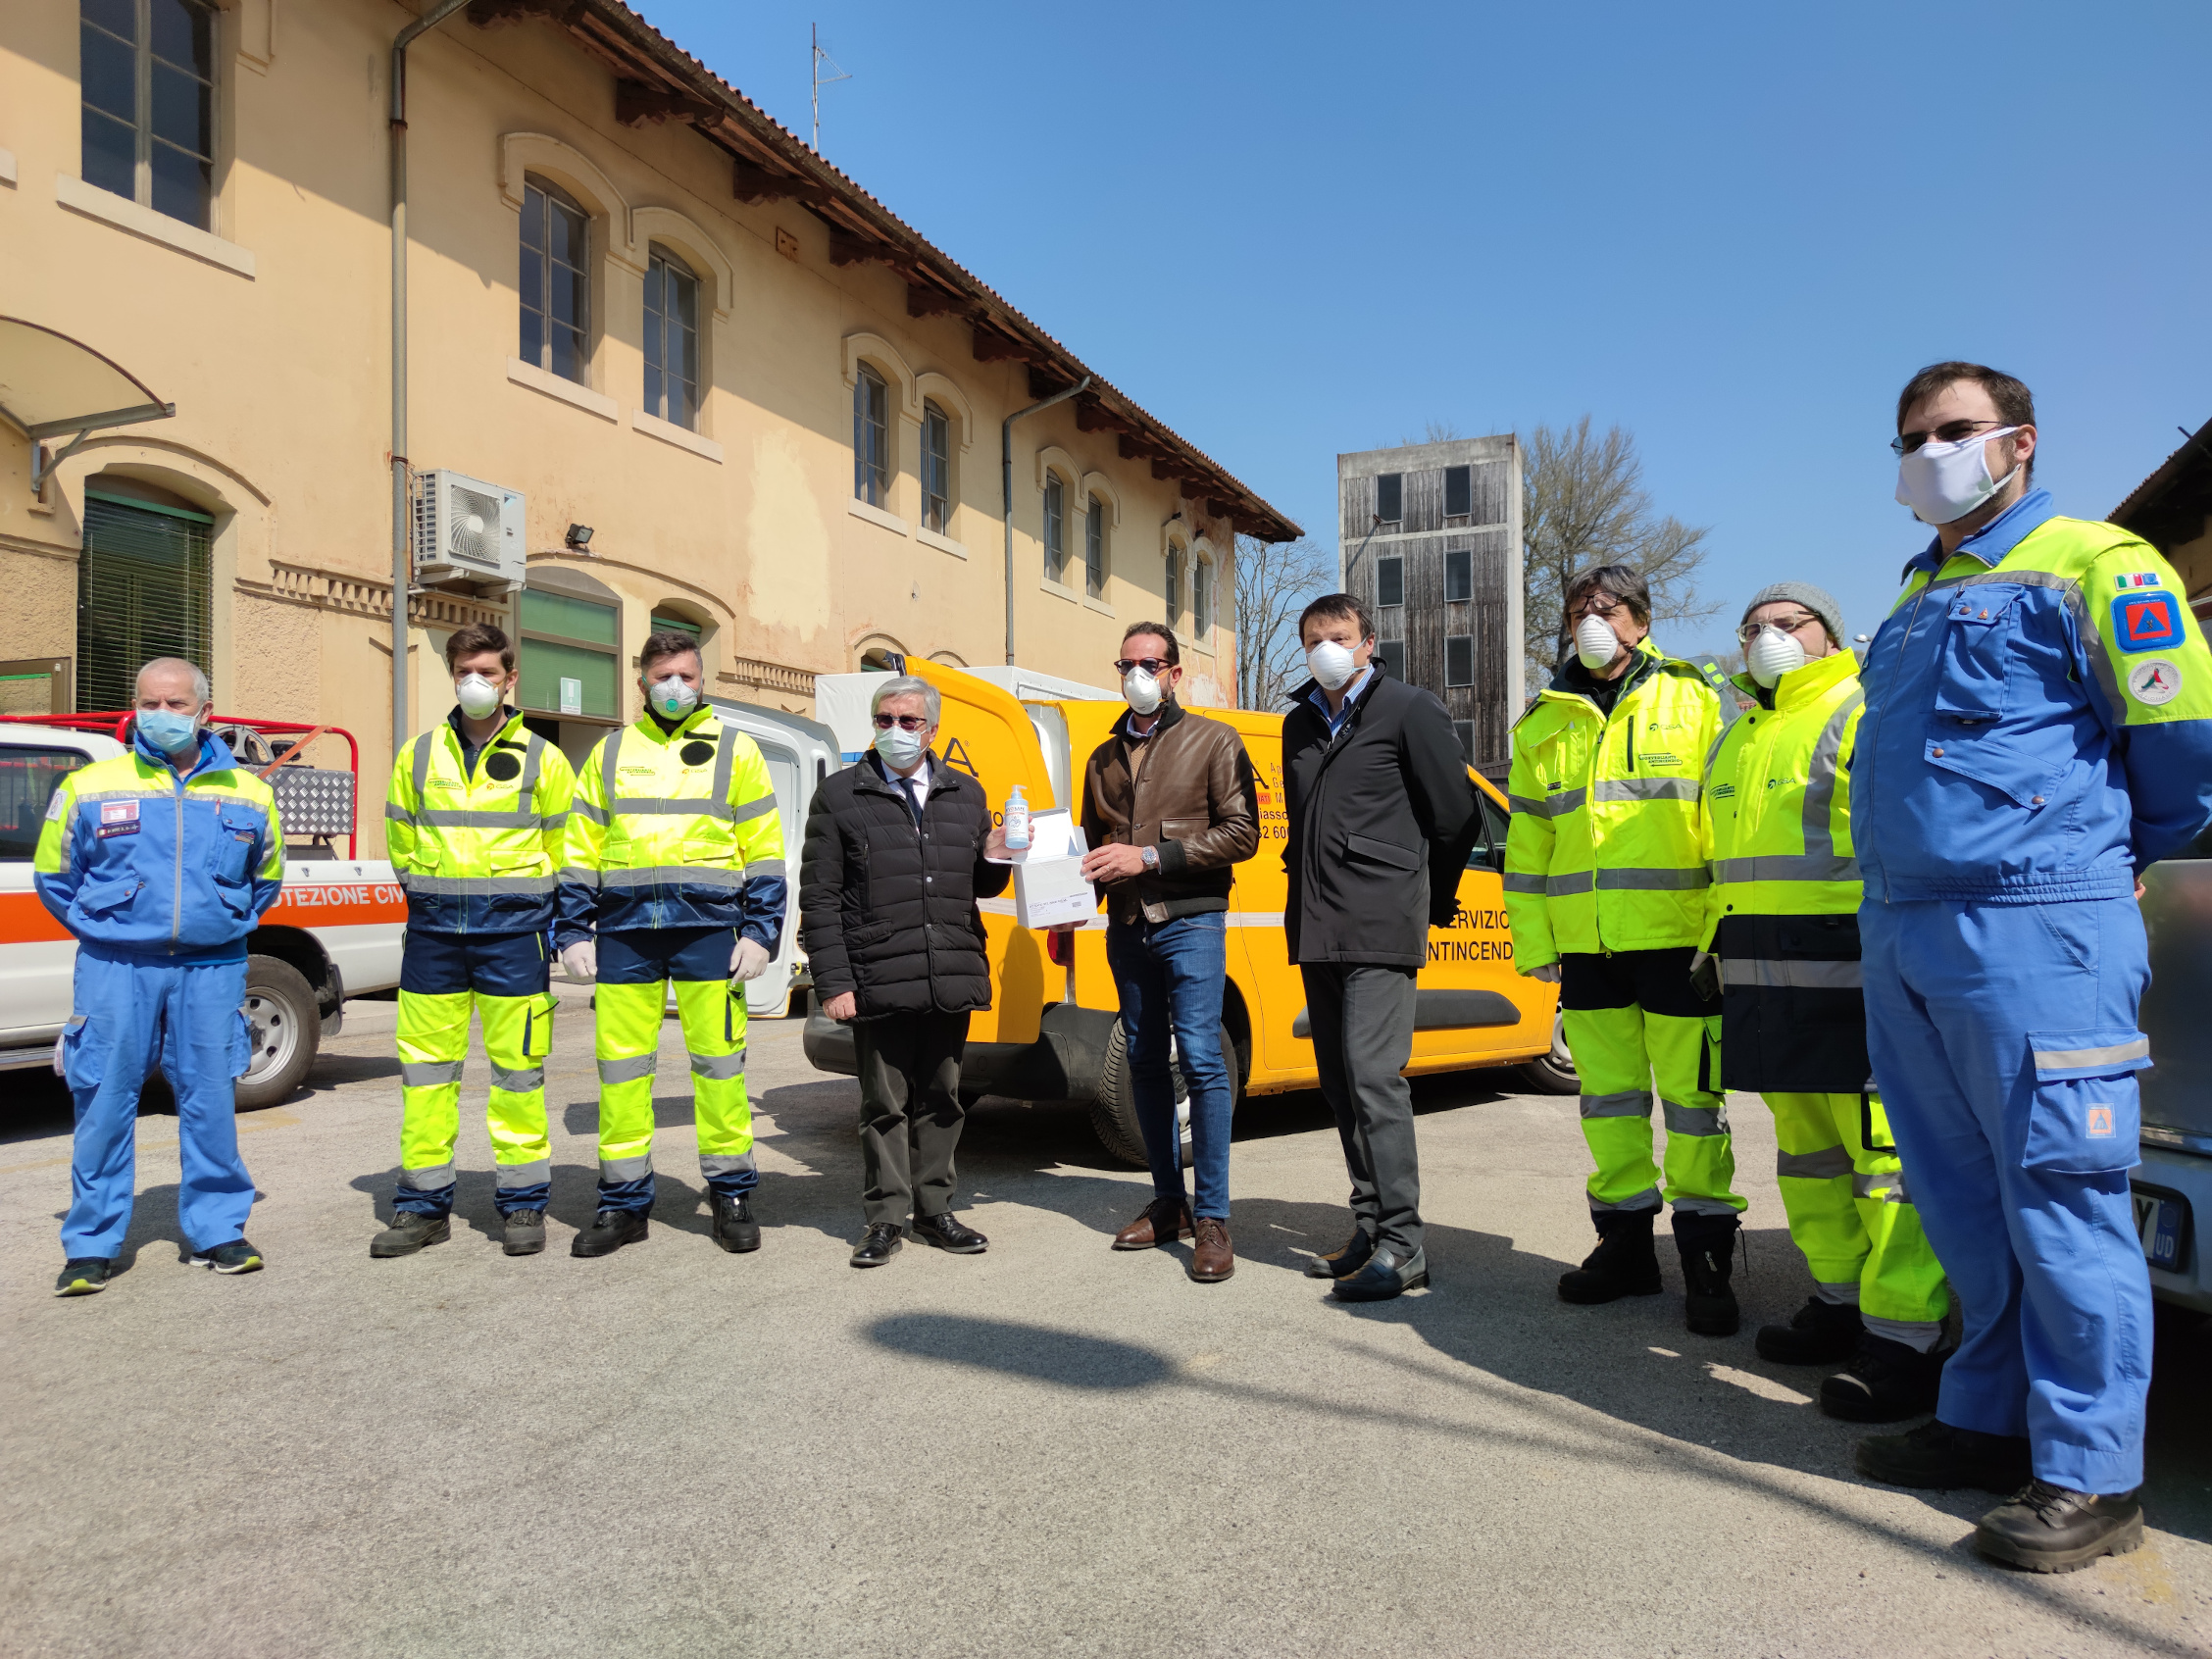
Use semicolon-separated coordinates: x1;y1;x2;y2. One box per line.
59;1015;103;1088
1696;1015;1722;1096
524;993;557;1061
228;1009;256;1081
2022;1027;2150;1173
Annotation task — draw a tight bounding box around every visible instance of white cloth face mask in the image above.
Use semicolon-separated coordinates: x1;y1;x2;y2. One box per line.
1307;640;1357;690
874;725;925;770
1122;667;1163;716
650;676;699;718
1746;626;1808;688
456;674;504;720
1894;427;2019;526
1576;614;1624;672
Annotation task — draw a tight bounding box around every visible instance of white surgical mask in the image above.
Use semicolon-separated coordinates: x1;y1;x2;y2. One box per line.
1576;614;1623;672
1307;640;1357;690
874;725;925;771
456;673;504;720
1123;666;1163;716
649;676;699;719
1894;427;2020;526
1746;626;1808;688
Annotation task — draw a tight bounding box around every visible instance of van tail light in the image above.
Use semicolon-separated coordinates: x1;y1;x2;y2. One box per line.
1046;927;1075;968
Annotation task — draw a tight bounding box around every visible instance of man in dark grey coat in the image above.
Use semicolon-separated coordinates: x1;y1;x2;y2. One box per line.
799;675;1010;1267
1283;594;1482;1301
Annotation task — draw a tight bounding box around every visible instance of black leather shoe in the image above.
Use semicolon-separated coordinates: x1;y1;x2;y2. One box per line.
1975;1482;2144;1574
1856;1419;2033;1493
1305;1228;1377;1280
1820;1333;1945;1423
1332;1244;1428;1302
711;1192;761;1254
1756;1295;1863;1364
1558;1209;1661;1303
571;1209;649;1258
850;1223;904;1267
913;1212;988;1253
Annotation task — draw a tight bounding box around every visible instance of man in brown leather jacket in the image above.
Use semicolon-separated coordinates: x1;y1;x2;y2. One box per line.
1079;623;1260;1281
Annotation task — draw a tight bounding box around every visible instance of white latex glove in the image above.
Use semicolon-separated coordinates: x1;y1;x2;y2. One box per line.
1522;962;1563;984
730;938;773;982
558;940;597;982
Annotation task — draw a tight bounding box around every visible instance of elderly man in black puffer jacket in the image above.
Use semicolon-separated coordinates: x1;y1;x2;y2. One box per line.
800;675;1011;1267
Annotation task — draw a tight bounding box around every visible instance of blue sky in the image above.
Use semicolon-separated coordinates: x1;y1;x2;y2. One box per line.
637;0;2212;659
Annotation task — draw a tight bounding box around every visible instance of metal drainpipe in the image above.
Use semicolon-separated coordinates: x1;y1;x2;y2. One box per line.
1001;375;1090;666
389;0;474;762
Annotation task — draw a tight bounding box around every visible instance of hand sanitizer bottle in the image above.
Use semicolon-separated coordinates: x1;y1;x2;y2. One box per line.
1004;785;1030;850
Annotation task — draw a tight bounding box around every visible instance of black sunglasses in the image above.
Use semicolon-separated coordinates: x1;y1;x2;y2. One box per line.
873;714;929;731
1891;419;2006;458
1114;658;1174;676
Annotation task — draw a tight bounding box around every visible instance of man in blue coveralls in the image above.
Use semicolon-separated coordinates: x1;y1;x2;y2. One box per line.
35;658;285;1295
1852;364;2212;1573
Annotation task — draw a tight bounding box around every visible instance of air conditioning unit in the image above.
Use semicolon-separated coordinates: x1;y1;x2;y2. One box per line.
412;469;527;589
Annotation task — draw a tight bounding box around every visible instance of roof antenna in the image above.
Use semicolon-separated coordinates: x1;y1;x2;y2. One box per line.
810;24;850;154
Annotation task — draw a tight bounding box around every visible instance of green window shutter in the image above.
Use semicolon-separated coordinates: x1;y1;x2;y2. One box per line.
76;494;213;713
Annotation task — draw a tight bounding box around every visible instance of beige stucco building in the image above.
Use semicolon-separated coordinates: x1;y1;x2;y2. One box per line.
0;0;1295;851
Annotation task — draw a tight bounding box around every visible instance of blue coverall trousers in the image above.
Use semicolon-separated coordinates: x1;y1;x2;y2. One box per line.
1861;897;2153;1494
60;946;256;1259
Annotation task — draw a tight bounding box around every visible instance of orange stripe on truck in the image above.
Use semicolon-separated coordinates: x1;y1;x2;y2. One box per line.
0;881;407;945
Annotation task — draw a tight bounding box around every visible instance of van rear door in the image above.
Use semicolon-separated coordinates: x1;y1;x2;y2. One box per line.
709;698;839;1017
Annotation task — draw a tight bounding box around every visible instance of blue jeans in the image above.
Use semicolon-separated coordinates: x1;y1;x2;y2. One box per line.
1105;913;1232;1219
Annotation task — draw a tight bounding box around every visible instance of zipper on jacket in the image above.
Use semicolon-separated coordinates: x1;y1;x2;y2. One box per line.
171;767;185;952
1625;715;1634;773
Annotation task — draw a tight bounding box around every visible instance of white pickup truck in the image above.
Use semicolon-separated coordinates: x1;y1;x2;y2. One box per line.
0;717;404;1106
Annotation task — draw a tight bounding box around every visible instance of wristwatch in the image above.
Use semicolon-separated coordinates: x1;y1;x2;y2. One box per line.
1140;844;1160;872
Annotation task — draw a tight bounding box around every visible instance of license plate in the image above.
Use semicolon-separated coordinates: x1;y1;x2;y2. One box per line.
2134;1189;2187;1272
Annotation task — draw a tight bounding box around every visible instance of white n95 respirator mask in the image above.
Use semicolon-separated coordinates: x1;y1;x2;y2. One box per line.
1746;626;1807;688
650;676;699;719
1576;614;1623;672
1307;640;1356;690
456;674;503;720
1123;666;1163;716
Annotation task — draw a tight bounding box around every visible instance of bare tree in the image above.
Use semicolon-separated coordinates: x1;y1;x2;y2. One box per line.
1232;533;1334;709
1522;417;1716;689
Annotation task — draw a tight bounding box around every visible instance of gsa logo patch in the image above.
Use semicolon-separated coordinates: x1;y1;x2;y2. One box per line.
2112;589;2184;654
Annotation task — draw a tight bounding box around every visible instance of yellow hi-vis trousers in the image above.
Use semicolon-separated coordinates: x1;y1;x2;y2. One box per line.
395;931;555;1216
591;977;753;1211
1766;1090;1949;1332
1562;948;1744;1218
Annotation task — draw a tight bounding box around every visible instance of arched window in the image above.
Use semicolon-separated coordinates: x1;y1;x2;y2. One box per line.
1193;555;1212;641
1164;544;1182;629
1042;473;1067;581
1085;494;1108;599
922;399;952;533
521;175;589;384
76;477;214;713
853;365;889;507
643;244;700;428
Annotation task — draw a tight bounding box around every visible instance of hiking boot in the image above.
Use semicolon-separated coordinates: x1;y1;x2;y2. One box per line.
1756;1295;1863;1365
1820;1333;1945;1423
1975;1482;2144;1574
501;1210;546;1257
1856;1419;2033;1493
371;1212;450;1259
1558;1208;1661;1304
711;1192;761;1254
1188;1217;1234;1282
571;1209;649;1258
189;1239;265;1275
54;1258;113;1297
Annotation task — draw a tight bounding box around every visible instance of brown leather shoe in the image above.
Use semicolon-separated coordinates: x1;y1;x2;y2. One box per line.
1188;1216;1234;1282
1111;1197;1194;1250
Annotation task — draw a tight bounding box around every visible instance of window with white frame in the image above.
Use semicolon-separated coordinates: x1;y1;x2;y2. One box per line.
1446;633;1475;686
1043;473;1067;580
80;0;217;229
643;245;700;428
1085;495;1108;598
520;176;589;384
1445;546;1473;603
1165;544;1182;629
1377;554;1405;609
853;365;889;507
1193;556;1212;640
922;400;951;534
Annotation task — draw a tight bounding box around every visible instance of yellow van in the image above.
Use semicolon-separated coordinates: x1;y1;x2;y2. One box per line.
801;659;1574;1163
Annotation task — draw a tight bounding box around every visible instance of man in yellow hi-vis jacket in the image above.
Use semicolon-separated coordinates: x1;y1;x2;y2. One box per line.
376;623;575;1260
1505;564;1742;1336
1699;582;1949;1422
555;629;786;1259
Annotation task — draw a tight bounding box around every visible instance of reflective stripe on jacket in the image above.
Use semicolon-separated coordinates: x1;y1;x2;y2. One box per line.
385;708;576;934
1854;491;2212;904
556;706;787;948
32;727;283;960
1701;649;1873;1093
1504;640;1720;965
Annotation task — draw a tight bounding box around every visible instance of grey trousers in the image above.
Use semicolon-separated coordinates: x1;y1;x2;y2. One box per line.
1300;963;1422;1255
853;1011;971;1228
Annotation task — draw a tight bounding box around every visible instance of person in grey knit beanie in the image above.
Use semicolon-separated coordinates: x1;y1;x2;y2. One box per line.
1739;581;1844;647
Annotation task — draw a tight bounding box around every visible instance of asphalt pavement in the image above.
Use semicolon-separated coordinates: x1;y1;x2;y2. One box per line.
2;988;2208;1658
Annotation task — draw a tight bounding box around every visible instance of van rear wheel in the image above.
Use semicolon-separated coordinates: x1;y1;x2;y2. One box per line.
1091;1020;1239;1170
235;954;321;1110
1515;1011;1580;1095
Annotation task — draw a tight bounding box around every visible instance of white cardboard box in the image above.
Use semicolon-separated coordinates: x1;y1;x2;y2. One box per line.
1008;811;1094;929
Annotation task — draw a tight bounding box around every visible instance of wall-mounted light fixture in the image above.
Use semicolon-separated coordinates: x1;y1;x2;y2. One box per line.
565;523;594;551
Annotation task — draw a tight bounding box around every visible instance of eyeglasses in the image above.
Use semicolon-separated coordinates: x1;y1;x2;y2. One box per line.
872;714;930;731
1890;419;2006;458
1736;612;1822;644
1114;658;1174;676
1568;594;1627;621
